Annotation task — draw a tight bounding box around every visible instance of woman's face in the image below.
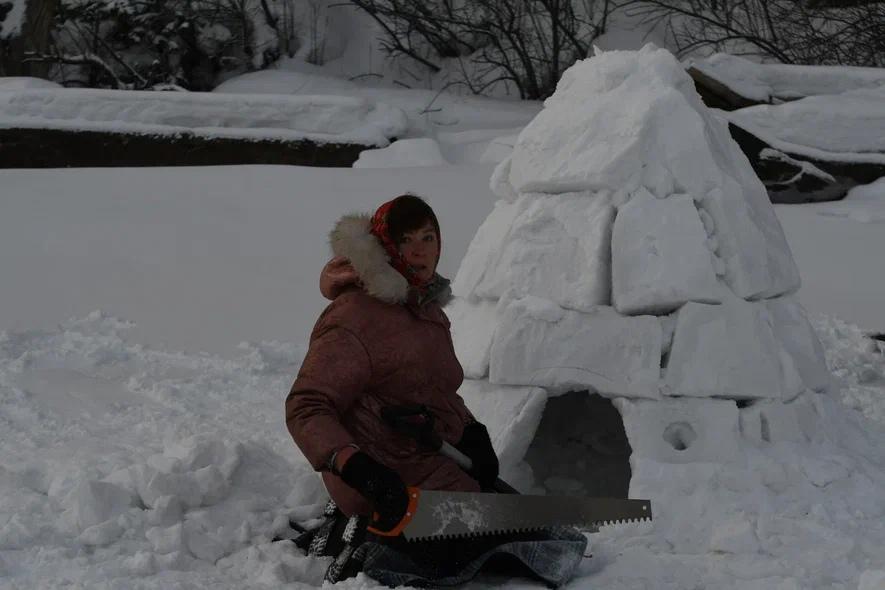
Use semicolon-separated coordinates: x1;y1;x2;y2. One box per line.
398;221;440;283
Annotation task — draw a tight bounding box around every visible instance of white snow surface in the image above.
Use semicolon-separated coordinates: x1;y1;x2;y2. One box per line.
0;76;62;90
689;53;885;102
3;47;885;590
0;88;408;145
725;88;885;163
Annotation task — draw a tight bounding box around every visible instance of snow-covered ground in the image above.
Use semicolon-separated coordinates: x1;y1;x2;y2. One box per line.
2;158;885;589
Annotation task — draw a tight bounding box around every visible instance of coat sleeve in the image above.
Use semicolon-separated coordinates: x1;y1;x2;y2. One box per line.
285;325;372;471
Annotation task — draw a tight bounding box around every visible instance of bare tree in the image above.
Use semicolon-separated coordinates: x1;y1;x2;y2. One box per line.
621;0;885;66
348;0;616;99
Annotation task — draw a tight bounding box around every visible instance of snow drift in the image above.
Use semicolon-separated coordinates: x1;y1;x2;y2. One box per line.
0;88;408;146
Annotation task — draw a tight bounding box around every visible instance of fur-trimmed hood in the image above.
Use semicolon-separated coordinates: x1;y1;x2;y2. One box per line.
325;213;451;305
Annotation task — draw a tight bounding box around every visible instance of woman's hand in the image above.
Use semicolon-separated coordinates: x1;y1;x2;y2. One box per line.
455;421;500;488
339;452;409;532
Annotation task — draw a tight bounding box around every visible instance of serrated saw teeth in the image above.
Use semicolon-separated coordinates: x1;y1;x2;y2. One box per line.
396;489;653;541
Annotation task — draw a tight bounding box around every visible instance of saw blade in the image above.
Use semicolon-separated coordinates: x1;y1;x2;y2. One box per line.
400;490;652;541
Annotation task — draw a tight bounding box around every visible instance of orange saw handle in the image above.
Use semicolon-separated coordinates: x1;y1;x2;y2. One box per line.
366;486;421;537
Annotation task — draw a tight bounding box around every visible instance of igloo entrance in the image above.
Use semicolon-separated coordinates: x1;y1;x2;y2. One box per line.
522;392;632;498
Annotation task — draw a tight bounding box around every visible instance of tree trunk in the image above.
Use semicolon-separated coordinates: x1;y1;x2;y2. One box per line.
1;0;58;78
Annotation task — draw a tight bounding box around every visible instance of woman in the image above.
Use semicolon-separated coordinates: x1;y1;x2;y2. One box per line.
286;193;498;523
285;194;585;586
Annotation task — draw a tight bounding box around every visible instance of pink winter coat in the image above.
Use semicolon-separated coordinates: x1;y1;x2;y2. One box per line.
285;213;480;517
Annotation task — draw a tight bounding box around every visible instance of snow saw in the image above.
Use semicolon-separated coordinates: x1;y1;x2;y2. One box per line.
372;404;653;541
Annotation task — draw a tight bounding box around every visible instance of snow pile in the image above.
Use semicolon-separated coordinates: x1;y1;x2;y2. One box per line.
0;311;335;587
448;47;885;587
689;53;885;103
353;137;448;168
0;88;408;146
724;88;885;164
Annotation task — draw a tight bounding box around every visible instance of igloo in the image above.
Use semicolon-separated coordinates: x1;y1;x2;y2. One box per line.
452;46;829;497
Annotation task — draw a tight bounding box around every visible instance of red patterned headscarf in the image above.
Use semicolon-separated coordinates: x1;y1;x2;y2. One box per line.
370;197;438;287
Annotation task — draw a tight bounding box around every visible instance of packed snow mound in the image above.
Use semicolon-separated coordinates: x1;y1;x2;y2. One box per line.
454;45;827;493
689;53;885;103
0;88;407;146
353;138;448;168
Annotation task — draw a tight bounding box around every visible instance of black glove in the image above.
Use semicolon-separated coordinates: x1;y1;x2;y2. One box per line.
455;421;499;488
339;452;409;532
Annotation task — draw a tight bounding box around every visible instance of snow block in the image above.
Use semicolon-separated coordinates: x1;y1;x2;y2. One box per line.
738;400;808;445
615;397;741;463
79;520;124;546
146;495;184;527
63;480;136;533
164;436;243;481
490;295;662;397
183;520;228;563
612;188;723;314
146;523;185;555
447;297;498;379
138;469;205;509
458;379;547;469
766;296;830;394
480;193;615;309
664;299;784;399
699;176;800;300
452;198;520;299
